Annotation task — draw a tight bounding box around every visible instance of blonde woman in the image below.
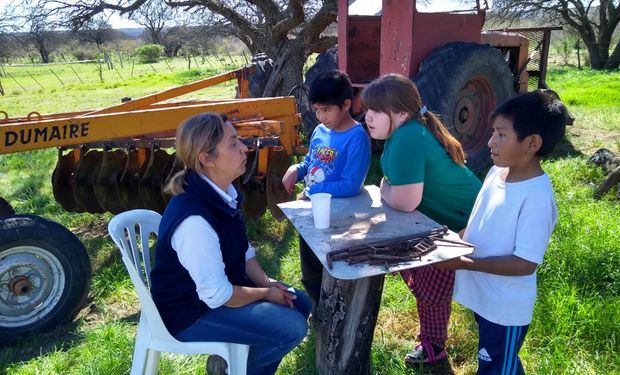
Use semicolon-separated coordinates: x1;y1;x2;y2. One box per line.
150;113;310;375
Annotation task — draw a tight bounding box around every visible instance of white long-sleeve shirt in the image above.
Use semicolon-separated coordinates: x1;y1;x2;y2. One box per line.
171;174;255;309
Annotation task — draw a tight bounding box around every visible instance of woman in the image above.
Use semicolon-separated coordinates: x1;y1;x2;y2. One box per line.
361;74;482;365
150;113;310;375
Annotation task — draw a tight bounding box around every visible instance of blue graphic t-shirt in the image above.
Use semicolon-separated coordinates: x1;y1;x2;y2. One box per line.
295;123;371;197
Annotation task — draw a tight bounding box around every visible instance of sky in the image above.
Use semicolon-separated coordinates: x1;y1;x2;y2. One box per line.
0;0;141;29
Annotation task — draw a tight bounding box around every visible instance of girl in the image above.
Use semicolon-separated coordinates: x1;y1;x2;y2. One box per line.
150;113;310;375
361;74;481;365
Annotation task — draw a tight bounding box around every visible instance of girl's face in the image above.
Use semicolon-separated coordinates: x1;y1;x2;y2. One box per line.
365;109;408;140
364;109;392;140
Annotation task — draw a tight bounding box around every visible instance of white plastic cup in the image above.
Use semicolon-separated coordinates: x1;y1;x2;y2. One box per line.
310;193;332;229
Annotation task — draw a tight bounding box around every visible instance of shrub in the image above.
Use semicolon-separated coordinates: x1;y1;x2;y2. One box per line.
135;44;163;64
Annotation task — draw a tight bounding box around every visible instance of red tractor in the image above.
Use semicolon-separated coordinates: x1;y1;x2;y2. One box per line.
304;0;559;173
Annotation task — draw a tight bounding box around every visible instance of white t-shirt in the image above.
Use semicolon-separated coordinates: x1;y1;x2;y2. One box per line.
453;166;558;326
171;174;255;309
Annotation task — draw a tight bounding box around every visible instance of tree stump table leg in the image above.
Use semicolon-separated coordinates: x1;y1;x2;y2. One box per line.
315;272;385;375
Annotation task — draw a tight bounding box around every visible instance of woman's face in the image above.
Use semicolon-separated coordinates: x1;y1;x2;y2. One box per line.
209;122;248;182
365;109;393;140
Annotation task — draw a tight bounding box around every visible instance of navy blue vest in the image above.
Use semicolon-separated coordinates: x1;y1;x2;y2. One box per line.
150;170;251;334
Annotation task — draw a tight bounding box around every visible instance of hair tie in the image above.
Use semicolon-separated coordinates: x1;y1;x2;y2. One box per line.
420;105;428;116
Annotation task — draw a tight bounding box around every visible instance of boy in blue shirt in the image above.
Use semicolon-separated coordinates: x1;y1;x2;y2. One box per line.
282;70;371;310
436;91;570;374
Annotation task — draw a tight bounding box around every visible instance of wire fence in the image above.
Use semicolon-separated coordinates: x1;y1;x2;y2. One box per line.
0;53;250;99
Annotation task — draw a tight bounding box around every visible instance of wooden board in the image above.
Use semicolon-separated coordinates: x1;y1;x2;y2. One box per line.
278;185;473;279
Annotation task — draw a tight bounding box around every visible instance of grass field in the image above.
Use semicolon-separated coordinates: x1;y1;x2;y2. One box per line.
0;62;619;374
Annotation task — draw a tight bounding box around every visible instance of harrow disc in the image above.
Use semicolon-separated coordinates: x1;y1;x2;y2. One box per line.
93;149;127;214
266;148;294;220
140;149;172;213
52;149;81;213
240;180;267;218
118;148;151;211
162;153;182;206
73;150;105;213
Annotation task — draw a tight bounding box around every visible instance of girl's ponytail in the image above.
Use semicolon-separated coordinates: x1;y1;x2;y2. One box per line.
420;111;466;166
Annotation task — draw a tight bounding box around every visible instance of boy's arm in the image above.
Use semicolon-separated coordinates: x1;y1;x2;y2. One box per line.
308;131;371;197
434;254;537;276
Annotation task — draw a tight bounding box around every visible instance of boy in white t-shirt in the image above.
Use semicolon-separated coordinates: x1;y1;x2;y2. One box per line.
435;91;570;374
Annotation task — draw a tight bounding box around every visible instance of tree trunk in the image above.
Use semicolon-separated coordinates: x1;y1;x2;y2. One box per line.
262;40;306;97
315;273;385;375
605;40;620;69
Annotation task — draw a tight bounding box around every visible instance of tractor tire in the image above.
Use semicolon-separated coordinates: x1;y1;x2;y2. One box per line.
302;47;339;136
414;42;515;176
0;215;91;341
0;197;15;216
248;53;274;98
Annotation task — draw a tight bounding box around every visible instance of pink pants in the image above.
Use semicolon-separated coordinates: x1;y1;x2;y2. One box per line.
400;265;455;347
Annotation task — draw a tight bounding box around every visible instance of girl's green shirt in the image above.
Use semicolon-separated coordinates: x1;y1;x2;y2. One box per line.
380;119;482;231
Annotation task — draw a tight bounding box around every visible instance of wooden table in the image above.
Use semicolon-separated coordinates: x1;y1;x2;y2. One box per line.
278;185;473;374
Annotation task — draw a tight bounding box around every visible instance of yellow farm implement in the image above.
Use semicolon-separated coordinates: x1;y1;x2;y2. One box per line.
0;64;304;339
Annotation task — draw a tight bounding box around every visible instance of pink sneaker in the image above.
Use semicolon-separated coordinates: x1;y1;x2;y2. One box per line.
404;340;447;365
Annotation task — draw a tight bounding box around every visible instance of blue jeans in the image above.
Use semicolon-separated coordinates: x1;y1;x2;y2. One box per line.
175;288;311;375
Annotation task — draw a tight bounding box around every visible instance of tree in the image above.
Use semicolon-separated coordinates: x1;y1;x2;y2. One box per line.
48;0;338;96
76;15;117;50
131;0;177;46
20;14;59;63
492;0;620;69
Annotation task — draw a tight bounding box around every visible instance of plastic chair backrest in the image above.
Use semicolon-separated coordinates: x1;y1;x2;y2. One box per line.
107;209;177;343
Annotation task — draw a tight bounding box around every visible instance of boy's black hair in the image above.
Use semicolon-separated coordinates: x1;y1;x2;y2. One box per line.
308;70;354;107
490;90;569;157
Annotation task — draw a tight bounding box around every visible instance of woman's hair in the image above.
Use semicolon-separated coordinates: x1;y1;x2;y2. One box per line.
164;113;226;196
360;73;465;166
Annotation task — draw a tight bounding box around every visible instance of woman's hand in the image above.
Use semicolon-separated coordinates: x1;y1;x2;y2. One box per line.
265;285;297;308
282;165;298;194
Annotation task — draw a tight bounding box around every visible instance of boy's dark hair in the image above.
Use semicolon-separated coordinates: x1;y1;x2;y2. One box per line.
308;70;354;107
491;90;569;157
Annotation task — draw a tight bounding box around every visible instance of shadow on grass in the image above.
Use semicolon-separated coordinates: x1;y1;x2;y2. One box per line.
0;320;85;368
551;133;585;159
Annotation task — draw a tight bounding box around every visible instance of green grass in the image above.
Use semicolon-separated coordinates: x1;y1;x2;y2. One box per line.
0;65;619;374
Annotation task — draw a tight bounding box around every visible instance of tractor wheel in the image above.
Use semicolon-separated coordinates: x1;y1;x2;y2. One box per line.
302;47;339;136
0;215;91;341
414;42;515;175
0;197;15;216
248;53;274;98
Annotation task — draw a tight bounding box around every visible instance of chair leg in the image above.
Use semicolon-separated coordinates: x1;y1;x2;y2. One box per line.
228;344;249;375
130;342;148;375
144;350;161;375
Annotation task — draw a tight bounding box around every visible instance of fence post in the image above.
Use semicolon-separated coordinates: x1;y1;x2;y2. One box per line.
26;70;45;90
98;59;104;82
164;58;174;72
49;68;65;87
69;66;84;84
7;71;27;92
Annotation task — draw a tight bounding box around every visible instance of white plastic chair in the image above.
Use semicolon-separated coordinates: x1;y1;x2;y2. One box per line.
108;209;249;375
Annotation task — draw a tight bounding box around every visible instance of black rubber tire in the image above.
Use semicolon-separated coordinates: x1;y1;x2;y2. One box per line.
0;197;15;216
248;52;274;98
0;215;91;340
302;47;339;136
414;42;515;176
